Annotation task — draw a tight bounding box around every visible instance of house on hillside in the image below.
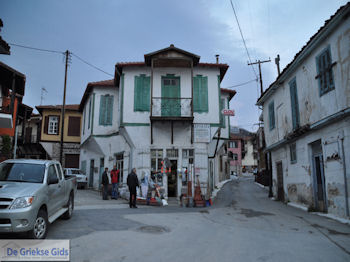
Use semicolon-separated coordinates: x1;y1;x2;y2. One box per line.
79;45;236;198
36;105;82;168
257;3;350;218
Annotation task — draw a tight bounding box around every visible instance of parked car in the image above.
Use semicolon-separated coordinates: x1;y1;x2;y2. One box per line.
0;159;77;239
64;168;87;189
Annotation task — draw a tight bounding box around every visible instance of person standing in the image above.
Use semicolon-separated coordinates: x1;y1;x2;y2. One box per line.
101;167;109;200
110;165;120;200
127;168;139;208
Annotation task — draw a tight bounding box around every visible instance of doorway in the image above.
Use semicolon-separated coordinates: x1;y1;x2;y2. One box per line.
89;159;94;188
168;160;178;197
311;140;327;212
276;161;284;201
313;154;327;212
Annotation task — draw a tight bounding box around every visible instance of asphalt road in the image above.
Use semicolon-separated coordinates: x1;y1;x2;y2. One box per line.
2;176;350;262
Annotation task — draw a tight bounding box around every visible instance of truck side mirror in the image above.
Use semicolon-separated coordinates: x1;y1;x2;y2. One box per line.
48;176;59;185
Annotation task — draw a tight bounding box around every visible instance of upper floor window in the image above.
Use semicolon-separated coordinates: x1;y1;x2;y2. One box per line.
268;101;275;130
88;99;92;129
134;74;150;112
193;75;208;113
48;116;59;135
68;116;81;136
99;95;114;126
289;78;300;130
220;98;226;128
229;141;238;148
316;46;335;96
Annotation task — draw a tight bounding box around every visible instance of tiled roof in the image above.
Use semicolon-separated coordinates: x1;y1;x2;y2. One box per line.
257;2;350;105
36;104;80;115
79;79;116;111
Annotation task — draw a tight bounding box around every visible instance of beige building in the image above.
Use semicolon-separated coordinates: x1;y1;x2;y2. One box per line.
36;105;82;168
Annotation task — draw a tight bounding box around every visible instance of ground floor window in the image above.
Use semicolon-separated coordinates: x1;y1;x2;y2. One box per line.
182;149;194;165
166;149;178;158
151;149;163;172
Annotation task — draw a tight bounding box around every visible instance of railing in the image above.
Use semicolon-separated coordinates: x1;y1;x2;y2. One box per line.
0;106;11;114
17;134;38;144
151;97;192;118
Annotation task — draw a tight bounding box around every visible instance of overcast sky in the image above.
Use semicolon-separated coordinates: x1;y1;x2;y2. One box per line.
0;0;347;131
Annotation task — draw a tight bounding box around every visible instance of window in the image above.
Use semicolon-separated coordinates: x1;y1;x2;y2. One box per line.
68;116;81;136
48;116;59;135
182;149;194;165
290;143;297;164
88;99;92;129
316;46;335;96
289;78;300;130
268;101;275;130
232;153;238;160
81;161;87;175
99;95;114;125
55;164;63;179
134;74;150;112
220;98;225;127
166;149;178;158
47;165;58;183
83;108;86;135
151;149;163;172
229;141;238;148
193;75;208;113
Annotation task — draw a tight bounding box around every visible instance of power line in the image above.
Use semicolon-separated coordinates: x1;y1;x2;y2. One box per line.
8;42;64;54
224;78;257;89
229;0;258;79
71;52;114;77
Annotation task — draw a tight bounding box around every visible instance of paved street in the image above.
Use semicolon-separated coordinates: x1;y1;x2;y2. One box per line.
51;176;350;262
2;176;350;262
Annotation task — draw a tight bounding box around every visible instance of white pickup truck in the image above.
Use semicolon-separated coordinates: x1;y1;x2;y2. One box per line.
0;159;77;239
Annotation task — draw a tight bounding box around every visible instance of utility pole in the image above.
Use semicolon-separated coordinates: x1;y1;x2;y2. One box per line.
60;50;70;165
248;59;271;96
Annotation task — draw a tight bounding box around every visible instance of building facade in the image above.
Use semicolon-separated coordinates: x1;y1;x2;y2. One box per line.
36;105;82;168
257;3;350;218
79;45;235;198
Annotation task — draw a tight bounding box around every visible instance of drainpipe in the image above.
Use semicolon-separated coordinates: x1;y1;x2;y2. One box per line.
120;126;134;174
340;137;349;217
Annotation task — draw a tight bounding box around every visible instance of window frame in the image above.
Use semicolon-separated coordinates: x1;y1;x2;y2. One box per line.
193;75;209;113
316;46;335;96
290;143;297;164
48;116;59;135
134;74;151;112
99;94;114;126
268;101;275;130
289;77;300;130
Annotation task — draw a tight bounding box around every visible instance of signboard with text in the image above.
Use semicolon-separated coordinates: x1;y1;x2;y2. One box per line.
194;124;210;143
221;109;235;116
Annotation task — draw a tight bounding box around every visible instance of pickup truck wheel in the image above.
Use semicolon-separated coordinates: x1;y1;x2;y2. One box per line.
62;194;74;219
29;210;48;239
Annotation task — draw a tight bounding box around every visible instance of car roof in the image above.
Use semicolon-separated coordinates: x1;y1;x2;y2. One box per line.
2;159;59;165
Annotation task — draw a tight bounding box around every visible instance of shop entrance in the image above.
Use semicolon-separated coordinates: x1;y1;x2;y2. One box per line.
167;160;178;197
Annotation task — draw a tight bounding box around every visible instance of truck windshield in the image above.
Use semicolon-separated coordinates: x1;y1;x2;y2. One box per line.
0;163;45;183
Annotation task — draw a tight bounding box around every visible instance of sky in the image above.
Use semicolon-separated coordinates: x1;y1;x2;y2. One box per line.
0;0;348;131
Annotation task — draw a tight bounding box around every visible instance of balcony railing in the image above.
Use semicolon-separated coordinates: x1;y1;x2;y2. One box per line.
151;97;192;118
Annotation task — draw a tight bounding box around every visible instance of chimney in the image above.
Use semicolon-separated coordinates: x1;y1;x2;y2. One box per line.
215;54;219;64
275;54;281;76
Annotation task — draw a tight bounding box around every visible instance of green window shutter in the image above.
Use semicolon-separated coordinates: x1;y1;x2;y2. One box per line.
134;76;141;111
99;95;106;125
269;101;275;130
134;75;150;112
106;95;114;125
316;46;335;96
200;76;208;112
193;76;200;112
289;79;300;130
142;76;150;111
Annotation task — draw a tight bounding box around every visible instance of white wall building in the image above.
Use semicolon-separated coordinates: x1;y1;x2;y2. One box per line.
79;45;235;199
257;3;350;218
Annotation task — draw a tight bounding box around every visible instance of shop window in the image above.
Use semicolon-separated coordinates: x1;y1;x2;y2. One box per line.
166;149;178;158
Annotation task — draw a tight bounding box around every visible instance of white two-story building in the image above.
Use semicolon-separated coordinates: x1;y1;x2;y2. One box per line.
257;3;350;218
79;45;235;198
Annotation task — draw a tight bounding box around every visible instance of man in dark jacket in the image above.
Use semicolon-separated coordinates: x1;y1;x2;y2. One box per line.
101;167;109;200
127;168;139;208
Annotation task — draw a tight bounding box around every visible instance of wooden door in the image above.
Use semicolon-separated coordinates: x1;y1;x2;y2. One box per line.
161;77;180;116
276;161;284;201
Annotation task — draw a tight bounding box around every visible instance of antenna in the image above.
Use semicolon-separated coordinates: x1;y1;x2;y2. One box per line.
40;87;47;105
